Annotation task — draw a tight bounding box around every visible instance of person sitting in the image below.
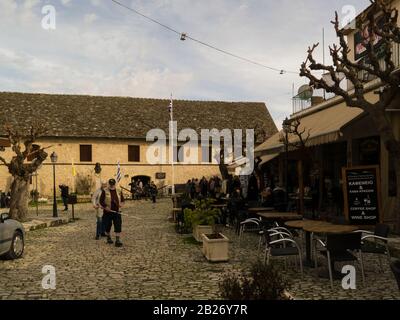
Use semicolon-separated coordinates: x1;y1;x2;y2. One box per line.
261;187;274;207
272;186;287;212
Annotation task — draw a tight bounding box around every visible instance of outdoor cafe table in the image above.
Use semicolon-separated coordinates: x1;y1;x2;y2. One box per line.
285;220;360;267
248;207;275;213
257;212;303;221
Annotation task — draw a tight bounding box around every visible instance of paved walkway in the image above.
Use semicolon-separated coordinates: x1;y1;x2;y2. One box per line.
0;199;399;300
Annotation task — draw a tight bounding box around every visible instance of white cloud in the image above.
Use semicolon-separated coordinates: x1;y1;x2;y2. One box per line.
84;13;98;24
61;0;72;7
90;0;101;6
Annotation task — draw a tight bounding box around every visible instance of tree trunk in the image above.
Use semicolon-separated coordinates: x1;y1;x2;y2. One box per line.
394;158;400;233
298;160;305;215
9;177;29;222
370;108;400;232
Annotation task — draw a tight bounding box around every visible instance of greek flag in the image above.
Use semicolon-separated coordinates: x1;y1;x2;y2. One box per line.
168;95;173;120
116;162;122;183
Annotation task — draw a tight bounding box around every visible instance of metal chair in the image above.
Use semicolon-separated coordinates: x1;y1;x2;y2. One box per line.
354;224;391;271
390;259;400;290
261;228;303;276
258;223;294;252
238;217;262;246
315;233;365;290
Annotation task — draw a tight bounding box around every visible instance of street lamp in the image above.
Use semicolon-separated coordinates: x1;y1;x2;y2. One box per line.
50;152;58;218
282;117;291;209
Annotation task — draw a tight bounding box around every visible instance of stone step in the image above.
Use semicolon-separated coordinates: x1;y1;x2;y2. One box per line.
22;217;72;232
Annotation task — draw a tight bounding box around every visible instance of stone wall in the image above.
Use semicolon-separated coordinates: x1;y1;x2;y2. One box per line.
0;138;221;197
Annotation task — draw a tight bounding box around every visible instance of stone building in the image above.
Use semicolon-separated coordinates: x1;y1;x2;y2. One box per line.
0;92;277;197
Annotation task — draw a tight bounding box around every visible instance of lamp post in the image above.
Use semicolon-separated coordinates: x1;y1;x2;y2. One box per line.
50;152;58;218
282;117;291;209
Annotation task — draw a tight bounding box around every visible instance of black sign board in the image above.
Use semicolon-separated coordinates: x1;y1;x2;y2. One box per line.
156;172;166;180
342;166;382;225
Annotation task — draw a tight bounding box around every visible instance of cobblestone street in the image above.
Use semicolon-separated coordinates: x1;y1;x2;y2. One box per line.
1;199;399;300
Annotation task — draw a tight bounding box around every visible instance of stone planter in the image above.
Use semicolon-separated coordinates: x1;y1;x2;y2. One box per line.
193;225;214;242
201;233;229;262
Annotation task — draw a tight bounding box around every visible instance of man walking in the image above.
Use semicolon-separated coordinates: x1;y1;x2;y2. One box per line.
100;179;124;247
92;181;107;240
59;184;69;211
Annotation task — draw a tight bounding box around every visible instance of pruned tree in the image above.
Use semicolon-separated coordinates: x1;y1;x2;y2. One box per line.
300;0;400;231
0;124;49;221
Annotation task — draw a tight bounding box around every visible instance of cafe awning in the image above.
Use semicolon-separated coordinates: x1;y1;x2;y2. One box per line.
259;153;279;165
255;104;364;156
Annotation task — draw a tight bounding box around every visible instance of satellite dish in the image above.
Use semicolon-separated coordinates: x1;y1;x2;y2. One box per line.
297;85;313;100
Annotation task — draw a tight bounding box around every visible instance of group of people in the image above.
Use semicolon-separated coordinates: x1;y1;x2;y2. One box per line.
184;176;225;200
128;179;158;203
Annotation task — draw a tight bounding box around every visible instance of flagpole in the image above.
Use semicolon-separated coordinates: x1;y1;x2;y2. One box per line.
170;94;175;195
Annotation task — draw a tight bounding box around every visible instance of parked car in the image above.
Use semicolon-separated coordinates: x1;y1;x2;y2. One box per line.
0;212;25;259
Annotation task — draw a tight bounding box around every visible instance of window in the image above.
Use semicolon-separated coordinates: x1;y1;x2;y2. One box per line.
128;145;140;162
80;145;92;162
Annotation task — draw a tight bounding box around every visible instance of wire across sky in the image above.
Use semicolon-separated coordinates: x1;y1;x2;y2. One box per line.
110;0;300;75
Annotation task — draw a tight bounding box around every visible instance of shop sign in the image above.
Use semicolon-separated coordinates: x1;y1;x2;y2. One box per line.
342;166;382;225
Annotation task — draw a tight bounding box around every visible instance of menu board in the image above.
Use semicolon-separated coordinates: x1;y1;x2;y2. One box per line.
342;166;382;225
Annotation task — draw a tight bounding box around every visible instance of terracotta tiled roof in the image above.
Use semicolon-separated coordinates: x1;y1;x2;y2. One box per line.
0;92;277;142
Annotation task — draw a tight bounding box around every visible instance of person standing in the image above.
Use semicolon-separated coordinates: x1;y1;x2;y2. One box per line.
200;177;208;198
100;179;125;247
149;181;158;204
190;178;196;199
92;181;107;240
59;184;69;211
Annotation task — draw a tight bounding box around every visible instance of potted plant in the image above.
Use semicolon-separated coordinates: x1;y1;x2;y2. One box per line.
184;199;221;242
201;232;230;262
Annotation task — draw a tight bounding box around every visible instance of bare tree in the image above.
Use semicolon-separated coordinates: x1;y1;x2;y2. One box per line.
300;0;400;231
0;124;49;221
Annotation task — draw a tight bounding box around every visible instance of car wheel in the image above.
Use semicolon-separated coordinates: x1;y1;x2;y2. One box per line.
5;231;24;260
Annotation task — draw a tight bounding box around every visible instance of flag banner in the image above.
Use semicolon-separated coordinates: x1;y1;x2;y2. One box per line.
168;94;173;121
72;159;76;177
116;161;122;183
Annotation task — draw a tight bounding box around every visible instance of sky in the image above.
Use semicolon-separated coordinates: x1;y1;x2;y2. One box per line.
0;0;372;128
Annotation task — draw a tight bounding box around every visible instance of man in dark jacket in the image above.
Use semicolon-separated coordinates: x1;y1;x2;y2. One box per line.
59;184;69;211
99;179;125;247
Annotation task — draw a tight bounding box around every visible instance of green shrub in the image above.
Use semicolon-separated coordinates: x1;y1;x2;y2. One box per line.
219;261;290;300
183;198;221;231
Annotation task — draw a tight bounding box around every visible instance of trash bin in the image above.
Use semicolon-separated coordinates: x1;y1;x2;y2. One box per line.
68;194;78;220
68;194;77;205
